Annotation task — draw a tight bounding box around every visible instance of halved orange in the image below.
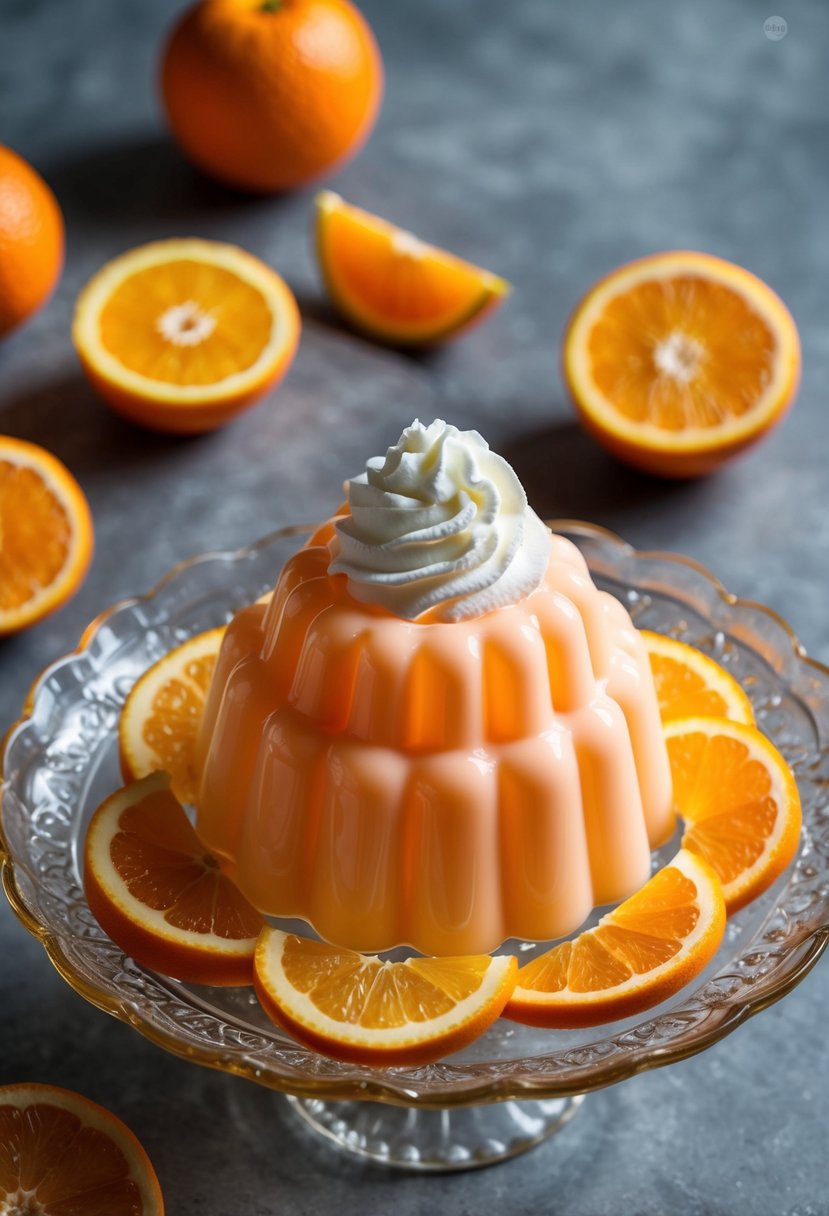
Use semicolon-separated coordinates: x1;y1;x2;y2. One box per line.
316;190;509;346
73;238;300;434
84;772;263;985
666;716;802;913
119;627;225;805
504;849;725;1028
643;631;755;725
254;929;518;1066
0;436;94;635
563;251;801;477
0;1082;164;1214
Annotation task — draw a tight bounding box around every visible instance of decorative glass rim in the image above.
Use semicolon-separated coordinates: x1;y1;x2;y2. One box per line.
2;519;828;1108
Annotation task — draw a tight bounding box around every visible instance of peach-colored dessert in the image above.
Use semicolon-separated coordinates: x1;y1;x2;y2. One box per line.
195;420;673;956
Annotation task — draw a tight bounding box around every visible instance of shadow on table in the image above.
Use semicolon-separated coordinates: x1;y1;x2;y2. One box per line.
500;419;706;525
0;372;204;479
42;133;287;230
290;287;456;372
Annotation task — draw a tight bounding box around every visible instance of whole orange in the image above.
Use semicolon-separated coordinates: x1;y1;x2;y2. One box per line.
160;0;384;193
0;146;64;336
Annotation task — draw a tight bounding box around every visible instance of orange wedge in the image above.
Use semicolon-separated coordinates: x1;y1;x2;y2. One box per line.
73;239;300;434
315;190;509;346
666;716;802;913
0;436;94;635
504;849;725;1028
643;631;755;725
0;1082;164;1215
254;929;518;1066
119;627;224;805
84;772;263;985
563;251;800;477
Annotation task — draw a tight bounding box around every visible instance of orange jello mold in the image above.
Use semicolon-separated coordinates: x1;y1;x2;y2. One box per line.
195;518;674;956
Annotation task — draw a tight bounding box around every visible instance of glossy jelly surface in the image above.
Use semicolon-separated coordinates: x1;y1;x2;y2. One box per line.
196;521;673;955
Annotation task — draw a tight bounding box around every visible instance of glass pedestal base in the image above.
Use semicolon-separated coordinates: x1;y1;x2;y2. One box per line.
285;1093;585;1171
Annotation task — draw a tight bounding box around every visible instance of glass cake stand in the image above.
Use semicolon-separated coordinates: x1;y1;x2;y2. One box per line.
3;522;829;1172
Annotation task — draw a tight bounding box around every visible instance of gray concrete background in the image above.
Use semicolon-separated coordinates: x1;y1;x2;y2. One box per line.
1;0;827;1211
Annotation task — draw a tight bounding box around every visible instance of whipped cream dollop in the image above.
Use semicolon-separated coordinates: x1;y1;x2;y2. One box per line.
328;419;551;621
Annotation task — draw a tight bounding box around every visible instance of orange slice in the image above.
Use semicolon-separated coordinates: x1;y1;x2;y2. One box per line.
0;1082;164;1214
0;436;93;635
72;238;300;434
666;716;802;913
119;627;225;805
643;631;755;725
563;251;801;477
315;190;509;346
504;849;725;1028
254;929;518;1066
84;772;263;985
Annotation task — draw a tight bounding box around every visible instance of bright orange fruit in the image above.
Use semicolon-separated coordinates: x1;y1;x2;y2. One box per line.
643;631;755;725
0;436;94;635
73;239;300;433
0;145;64;336
666;716;802;913
84;772;263;985
504;849;725;1028
316;190;510;346
119;627;225;805
161;0;383;193
254;929;518;1065
563;252;800;477
0;1082;164;1214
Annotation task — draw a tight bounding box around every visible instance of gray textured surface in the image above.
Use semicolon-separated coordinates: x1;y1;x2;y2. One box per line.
1;0;827;1211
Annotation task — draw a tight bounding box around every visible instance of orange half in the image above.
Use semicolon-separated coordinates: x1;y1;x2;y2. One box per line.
0;1082;164;1215
643;631;755;725
119;627;225;804
84;772;263;985
563;251;800;477
316;190;509;345
255;928;518;1066
0;436;94;635
73;238;300;433
666;715;802;913
504;849;726;1028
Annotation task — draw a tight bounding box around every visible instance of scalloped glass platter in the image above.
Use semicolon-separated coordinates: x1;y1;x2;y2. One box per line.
3;521;829;1171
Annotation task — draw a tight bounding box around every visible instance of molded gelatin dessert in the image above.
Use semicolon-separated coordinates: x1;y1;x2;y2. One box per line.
195;421;673;956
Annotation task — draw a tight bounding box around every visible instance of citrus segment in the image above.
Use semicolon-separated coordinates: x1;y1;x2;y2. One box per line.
84;772;263;985
665;716;802;913
0;1082;163;1215
73;239;300;433
119;627;225;804
643;631;755;725
254;929;518;1065
0;436;93;635
316;191;510;345
563;252;801;477
504;849;726;1027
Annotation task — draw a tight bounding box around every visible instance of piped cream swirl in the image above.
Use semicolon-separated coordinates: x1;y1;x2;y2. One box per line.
328;419;551;621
